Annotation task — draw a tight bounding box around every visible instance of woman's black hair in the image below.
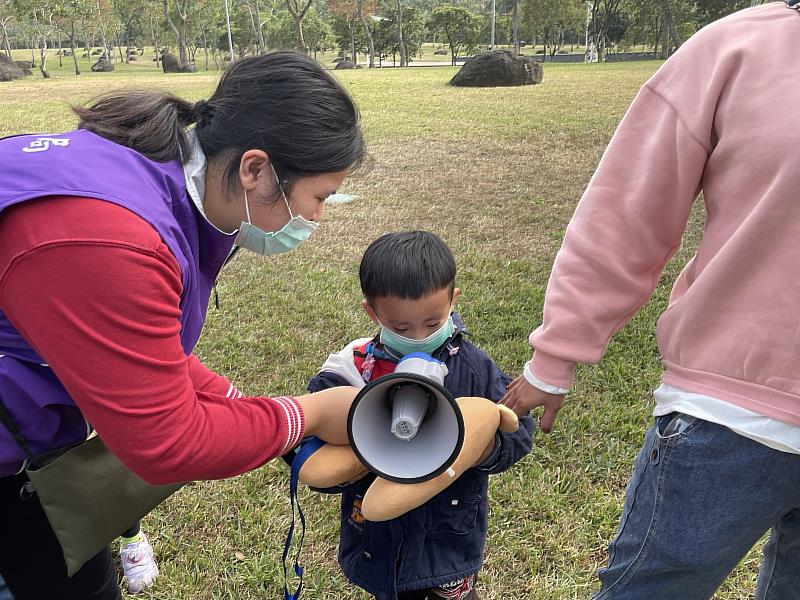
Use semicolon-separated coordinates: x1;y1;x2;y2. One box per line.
73;51;365;195
360;231;457;302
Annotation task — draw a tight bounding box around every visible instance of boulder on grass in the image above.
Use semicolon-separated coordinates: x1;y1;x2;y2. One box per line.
449;49;543;87
161;52;196;73
334;60;355;69
161;52;182;73
91;57;115;72
433;49;448;55
0;54;26;81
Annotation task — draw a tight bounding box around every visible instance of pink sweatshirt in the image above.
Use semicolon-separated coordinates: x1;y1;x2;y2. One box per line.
528;3;800;426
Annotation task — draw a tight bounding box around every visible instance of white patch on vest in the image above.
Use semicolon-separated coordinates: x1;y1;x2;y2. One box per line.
21;137;70;153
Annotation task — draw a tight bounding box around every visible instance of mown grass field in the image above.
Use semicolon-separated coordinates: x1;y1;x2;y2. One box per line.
0;59;764;599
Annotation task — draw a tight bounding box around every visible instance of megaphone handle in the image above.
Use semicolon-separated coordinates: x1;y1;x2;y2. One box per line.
283;436;325;600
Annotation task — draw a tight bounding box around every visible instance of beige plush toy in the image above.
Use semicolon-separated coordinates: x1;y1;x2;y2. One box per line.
297;396;519;521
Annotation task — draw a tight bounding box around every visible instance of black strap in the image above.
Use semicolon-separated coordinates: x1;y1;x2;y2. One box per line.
0;397;38;465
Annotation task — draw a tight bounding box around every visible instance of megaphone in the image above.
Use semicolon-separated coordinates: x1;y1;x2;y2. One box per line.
347;352;465;484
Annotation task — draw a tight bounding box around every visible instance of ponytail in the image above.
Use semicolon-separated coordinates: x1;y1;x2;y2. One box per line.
73;91;199;162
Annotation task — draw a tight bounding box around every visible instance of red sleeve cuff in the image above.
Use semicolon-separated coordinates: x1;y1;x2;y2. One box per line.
271;396;306;454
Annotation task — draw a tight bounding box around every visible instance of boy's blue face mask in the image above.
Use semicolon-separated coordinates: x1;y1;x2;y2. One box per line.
379;316;455;357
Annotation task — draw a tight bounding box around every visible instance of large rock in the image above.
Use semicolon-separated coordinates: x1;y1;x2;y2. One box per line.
449;49;543;88
161;51;196;73
0;53;26;81
334;60;356;70
91;57;115;72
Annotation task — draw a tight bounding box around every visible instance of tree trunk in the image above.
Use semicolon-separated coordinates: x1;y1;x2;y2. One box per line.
662;0;682;51
350;26;356;66
0;20;12;58
292;16;307;53
98;29;108;59
358;0;375;68
69;34;80;74
511;0;519;55
396;0;406;66
660;13;669;59
202;29;209;70
254;0;266;52
38;38;49;78
57;38;63;67
163;0;188;67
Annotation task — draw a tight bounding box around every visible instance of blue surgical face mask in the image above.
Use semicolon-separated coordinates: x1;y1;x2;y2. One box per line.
233;168;319;256
379;315;455;357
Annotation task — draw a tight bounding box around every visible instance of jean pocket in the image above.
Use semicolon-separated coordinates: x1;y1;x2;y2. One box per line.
655;412;699;441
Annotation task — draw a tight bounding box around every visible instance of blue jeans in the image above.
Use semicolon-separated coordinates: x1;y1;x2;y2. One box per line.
593;414;800;600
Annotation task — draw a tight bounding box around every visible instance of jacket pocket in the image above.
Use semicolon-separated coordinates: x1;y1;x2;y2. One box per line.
426;494;483;537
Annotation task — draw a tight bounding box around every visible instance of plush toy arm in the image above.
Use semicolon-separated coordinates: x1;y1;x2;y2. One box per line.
296;442;370;488
360;396;519;522
294;386;358;446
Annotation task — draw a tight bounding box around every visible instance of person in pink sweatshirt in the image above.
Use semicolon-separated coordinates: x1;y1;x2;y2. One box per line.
501;2;800;598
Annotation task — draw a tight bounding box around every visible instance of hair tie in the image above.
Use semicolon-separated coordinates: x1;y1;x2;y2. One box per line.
193;99;214;127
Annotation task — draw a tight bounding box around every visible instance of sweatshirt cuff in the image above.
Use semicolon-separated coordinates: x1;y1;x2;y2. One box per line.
272;396;306;454
525;352;576;390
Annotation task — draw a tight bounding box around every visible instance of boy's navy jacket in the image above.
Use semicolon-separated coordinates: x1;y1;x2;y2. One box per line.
301;313;536;599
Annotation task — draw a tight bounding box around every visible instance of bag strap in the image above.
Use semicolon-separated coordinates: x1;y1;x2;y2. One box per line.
282;435;325;600
0;397;39;465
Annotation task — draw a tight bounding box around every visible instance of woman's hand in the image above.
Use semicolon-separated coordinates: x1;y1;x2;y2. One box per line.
500;377;565;433
294;387;359;445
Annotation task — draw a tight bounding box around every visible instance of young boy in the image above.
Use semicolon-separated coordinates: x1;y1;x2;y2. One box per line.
306;231;536;600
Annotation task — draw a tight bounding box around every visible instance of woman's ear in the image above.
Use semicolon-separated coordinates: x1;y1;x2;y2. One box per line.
362;299;380;326
238;149;270;192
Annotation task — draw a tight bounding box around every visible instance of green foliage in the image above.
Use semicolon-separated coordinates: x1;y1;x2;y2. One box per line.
430;4;483;62
304;8;334;53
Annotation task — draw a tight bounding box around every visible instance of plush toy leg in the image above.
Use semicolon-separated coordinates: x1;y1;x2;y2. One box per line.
298;444;369;488
360;397;519;522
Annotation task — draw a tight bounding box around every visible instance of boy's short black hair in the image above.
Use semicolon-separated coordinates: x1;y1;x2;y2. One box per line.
360;231;456;301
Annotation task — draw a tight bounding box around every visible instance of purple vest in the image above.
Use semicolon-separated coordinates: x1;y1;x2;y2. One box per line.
0;130;236;475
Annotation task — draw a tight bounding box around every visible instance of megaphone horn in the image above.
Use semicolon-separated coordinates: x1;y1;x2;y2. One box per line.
347;353;465;484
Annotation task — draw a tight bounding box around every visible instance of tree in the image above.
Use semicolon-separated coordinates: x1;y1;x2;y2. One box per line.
241;0;269;53
356;0;376;66
329;0;360;63
587;0;624;61
430;5;481;66
0;0;14;57
284;0;312;52
112;0;144;63
264;10;295;49
162;0;213;68
521;0;583;59
303;7;333;57
12;0;53;77
52;0;98;74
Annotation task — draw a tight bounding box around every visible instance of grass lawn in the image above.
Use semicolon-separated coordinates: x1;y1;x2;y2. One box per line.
0;60;764;598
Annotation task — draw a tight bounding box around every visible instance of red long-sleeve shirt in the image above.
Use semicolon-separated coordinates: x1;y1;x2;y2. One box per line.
0;195;304;484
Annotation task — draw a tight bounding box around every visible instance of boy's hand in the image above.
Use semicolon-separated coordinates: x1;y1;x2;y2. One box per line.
500;377;565;433
294;387;358;446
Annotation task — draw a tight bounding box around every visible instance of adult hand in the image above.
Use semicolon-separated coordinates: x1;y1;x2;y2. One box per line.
500;376;565;433
294;386;358;446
